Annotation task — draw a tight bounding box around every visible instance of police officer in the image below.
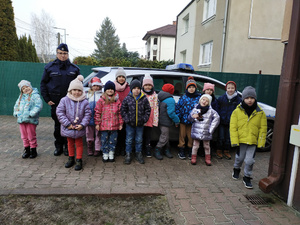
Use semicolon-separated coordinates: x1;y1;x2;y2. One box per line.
40;43;80;156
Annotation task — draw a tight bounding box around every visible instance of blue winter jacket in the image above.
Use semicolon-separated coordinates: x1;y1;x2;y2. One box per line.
217;93;242;125
175;93;200;125
13;88;43;125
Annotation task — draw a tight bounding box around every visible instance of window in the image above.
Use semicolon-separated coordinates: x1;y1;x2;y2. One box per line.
154;38;158;45
180;50;187;63
199;41;213;66
182;14;189;34
203;0;216;22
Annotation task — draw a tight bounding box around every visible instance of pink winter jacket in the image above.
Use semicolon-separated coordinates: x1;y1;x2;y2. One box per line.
143;91;159;127
94;94;123;131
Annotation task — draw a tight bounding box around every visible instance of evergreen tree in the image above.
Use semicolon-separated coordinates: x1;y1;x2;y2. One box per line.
92;17;120;60
16;35;39;62
0;0;18;61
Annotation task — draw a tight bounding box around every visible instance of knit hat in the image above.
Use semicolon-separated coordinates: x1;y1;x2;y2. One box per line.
225;81;237;90
104;80;115;92
162;83;174;95
18;80;32;91
68;75;84;92
89;77;103;87
130;79;142;91
242;86;257;101
115;67;126;79
200;94;212;106
186;76;197;89
57;43;68;52
203;82;215;92
142;74;154;87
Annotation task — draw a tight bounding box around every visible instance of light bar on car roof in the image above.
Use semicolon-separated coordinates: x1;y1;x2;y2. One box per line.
165;63;194;71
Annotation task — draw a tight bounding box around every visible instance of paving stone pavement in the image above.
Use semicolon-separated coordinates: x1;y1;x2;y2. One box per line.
1;115;300;224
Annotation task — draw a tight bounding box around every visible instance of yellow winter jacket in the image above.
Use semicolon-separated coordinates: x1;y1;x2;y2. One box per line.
230;104;267;148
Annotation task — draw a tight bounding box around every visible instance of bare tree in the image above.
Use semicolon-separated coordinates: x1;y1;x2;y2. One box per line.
31;10;56;63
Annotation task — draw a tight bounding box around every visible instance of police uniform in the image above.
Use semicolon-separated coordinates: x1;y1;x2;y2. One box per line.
40;43;80;156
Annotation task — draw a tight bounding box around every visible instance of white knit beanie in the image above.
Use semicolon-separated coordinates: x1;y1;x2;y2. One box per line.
115;67;126;79
200;94;212;106
18;80;32;91
68;75;84;92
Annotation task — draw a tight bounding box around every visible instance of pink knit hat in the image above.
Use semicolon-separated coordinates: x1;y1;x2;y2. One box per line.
203;83;215;92
142;74;154;87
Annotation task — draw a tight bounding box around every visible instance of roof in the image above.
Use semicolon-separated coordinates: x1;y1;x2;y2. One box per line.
142;24;176;40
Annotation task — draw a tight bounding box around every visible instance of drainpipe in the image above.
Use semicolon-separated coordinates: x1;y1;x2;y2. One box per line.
259;0;300;193
220;0;229;72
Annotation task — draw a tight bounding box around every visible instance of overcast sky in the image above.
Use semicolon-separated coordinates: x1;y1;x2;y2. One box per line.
12;0;190;60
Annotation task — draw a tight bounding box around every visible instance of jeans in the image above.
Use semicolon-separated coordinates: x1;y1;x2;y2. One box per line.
100;130;118;154
125;125;144;153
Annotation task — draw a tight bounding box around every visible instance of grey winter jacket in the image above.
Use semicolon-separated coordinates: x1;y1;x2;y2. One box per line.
56;96;91;139
188;105;220;140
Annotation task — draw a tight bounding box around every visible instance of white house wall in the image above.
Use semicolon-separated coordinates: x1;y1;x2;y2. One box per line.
175;0;196;64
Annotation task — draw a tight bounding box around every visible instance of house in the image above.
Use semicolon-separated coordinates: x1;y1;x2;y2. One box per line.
175;0;286;75
142;22;177;61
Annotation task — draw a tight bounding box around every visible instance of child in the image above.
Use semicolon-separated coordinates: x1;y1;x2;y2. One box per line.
56;75;91;171
188;94;220;166
121;79;151;164
142;74;159;157
201;82;219;157
94;81;123;162
230;86;267;189
175;77;200;160
114;67;130;156
86;77;103;156
13;80;43;159
154;84;180;160
217;81;241;160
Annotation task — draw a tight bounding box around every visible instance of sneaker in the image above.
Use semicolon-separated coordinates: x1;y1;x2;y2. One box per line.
108;151;115;162
102;153;109;162
232;168;241;180
164;149;173;158
223;150;231;160
154;148;163;160
178;148;186;160
146;150;152;158
243;176;253;189
216;150;223;159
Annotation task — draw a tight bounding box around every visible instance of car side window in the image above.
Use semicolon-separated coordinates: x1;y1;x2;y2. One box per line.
152;75;184;96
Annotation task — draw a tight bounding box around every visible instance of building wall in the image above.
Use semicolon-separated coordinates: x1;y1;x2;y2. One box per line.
223;0;285;74
145;35;175;61
176;0;286;75
175;0;197;64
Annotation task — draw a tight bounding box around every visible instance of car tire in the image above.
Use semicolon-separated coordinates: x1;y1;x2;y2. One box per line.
257;120;274;152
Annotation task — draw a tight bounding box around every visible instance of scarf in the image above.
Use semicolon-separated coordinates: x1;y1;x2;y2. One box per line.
186;90;200;98
196;104;209;121
114;81;128;92
67;92;86;123
242;100;257;117
142;87;154;95
226;91;238;100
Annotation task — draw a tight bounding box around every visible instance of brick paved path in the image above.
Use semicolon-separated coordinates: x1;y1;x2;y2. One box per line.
1;115;300;224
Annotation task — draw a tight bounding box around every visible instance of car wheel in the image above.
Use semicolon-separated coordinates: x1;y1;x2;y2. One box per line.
257;120;274;152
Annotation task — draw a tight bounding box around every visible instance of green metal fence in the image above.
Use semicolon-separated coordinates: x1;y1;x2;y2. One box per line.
196;71;280;108
0;61;94;117
0;61;280;117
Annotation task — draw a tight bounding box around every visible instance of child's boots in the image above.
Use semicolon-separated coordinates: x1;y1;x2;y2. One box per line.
205;154;212;166
87;141;94;156
65;156;75;168
154;147;163;160
178;147;186;159
216;150;223;159
223;150;231;160
75;159;82;171
30;148;37;158
103;153;109;162
22;147;30;159
191;155;197;165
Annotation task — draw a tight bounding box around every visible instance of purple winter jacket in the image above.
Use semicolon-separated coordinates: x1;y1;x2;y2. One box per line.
56;96;91;139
